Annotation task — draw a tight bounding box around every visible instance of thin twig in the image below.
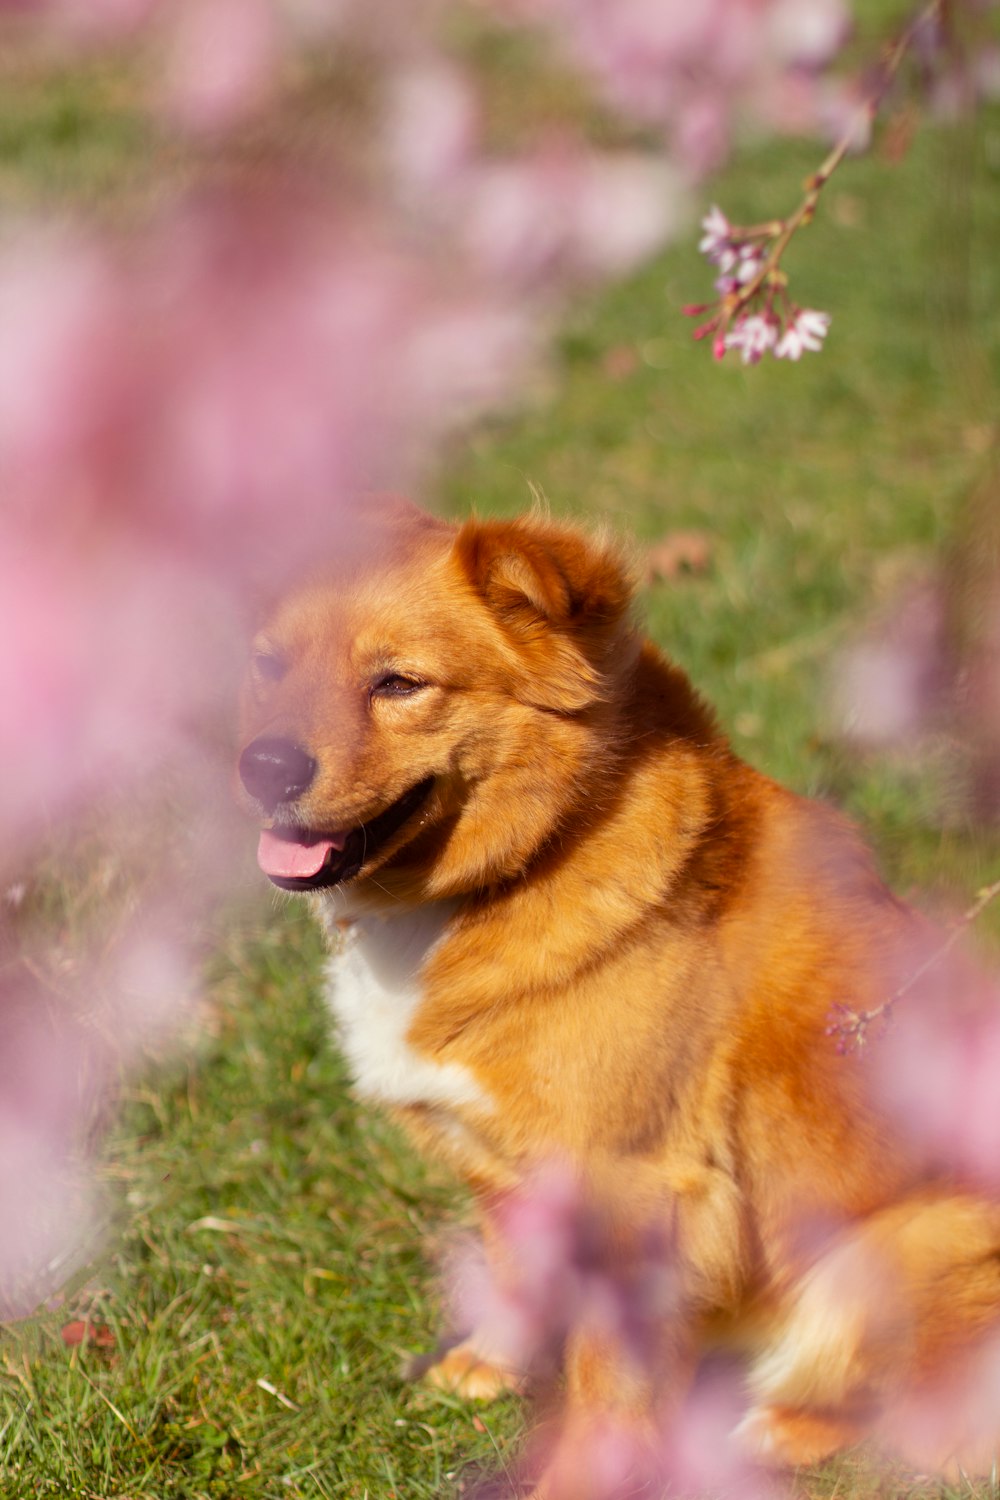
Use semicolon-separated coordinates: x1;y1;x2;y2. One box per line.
711;0;946;347
827;874;1000;1050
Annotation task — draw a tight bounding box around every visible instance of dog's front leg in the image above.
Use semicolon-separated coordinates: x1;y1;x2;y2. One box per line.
421;1193;528;1403
523;1315;696;1500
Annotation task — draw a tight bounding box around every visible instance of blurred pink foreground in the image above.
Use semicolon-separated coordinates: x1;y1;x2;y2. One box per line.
2;2;999;1494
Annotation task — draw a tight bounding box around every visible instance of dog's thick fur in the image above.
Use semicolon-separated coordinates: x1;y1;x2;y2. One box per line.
239;500;1000;1491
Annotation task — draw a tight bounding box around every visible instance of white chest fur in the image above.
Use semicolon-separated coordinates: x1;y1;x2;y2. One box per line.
323;902;489;1114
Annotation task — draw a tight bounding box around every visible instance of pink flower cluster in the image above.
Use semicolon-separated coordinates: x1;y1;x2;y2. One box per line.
698;203;769;290
690;204;832;363
689;205;839;363
727;306;832;363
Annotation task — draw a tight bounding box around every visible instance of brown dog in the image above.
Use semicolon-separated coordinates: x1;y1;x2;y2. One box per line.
238;499;1000;1492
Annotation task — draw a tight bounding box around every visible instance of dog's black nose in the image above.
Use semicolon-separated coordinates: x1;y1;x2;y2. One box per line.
239;737;317;813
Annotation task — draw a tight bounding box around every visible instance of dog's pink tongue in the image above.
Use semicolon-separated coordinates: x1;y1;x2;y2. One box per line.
257;826;346;880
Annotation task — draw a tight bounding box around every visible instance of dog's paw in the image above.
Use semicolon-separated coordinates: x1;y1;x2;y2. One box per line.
422;1340;523;1402
735;1403;865;1468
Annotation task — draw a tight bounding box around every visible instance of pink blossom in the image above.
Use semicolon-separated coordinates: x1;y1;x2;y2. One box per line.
872;953;1000;1191
445;1161;680;1380
480;0;852;175
161;0;281;132
0;229;133;501
697;205;773;310
974;44;1000;102
674;95;730;178
552;0;729;124
879;1328;1000;1477
774;306;831;358
36;0;160;37
735;242;766;284
724;312;778;364
449;1165;774;1499
694;206;833;366
566;154;682;277
0;188;542;588
766;0;850;68
834;585;949;747
384;60;478;196
697;203;734;263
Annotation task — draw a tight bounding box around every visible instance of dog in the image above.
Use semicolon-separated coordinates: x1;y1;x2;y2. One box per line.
238;498;1000;1495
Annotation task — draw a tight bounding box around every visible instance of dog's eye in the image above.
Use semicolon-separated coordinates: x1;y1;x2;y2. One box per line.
253;652;286;684
370;673;425;700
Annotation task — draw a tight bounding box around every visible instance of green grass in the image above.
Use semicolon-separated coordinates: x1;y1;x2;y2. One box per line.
4;34;1000;1500
2;905;518;1499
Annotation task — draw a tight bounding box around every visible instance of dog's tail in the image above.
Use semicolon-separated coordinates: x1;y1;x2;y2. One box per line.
740;1191;1000;1476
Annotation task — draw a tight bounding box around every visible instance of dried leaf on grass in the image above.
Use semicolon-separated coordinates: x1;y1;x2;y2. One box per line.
646;531;713;582
256;1377;299;1410
60;1319;115;1349
186;1214;263;1235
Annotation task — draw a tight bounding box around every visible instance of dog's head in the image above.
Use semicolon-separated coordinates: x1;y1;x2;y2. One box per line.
237;499;637;903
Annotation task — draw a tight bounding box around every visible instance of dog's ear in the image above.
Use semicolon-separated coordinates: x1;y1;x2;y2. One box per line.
454;515;636;710
456;515;634;630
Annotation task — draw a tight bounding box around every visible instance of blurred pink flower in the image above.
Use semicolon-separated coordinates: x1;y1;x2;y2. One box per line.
481;0;852;173
161;0;282;132
0;536;236;845
0;181;546;867
453;1163;771;1500
461;145;681;287
39;0;160;33
674;95;731;177
834;585;948;746
879;1327;1000;1476
766;0;850;68
384;59;479;196
0;230;133;504
0;184;542;580
661;1363;773;1499
873;953;1000;1191
445;1162;593;1374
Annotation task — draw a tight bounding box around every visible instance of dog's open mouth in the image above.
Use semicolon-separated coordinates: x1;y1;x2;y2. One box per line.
256;777;435;892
